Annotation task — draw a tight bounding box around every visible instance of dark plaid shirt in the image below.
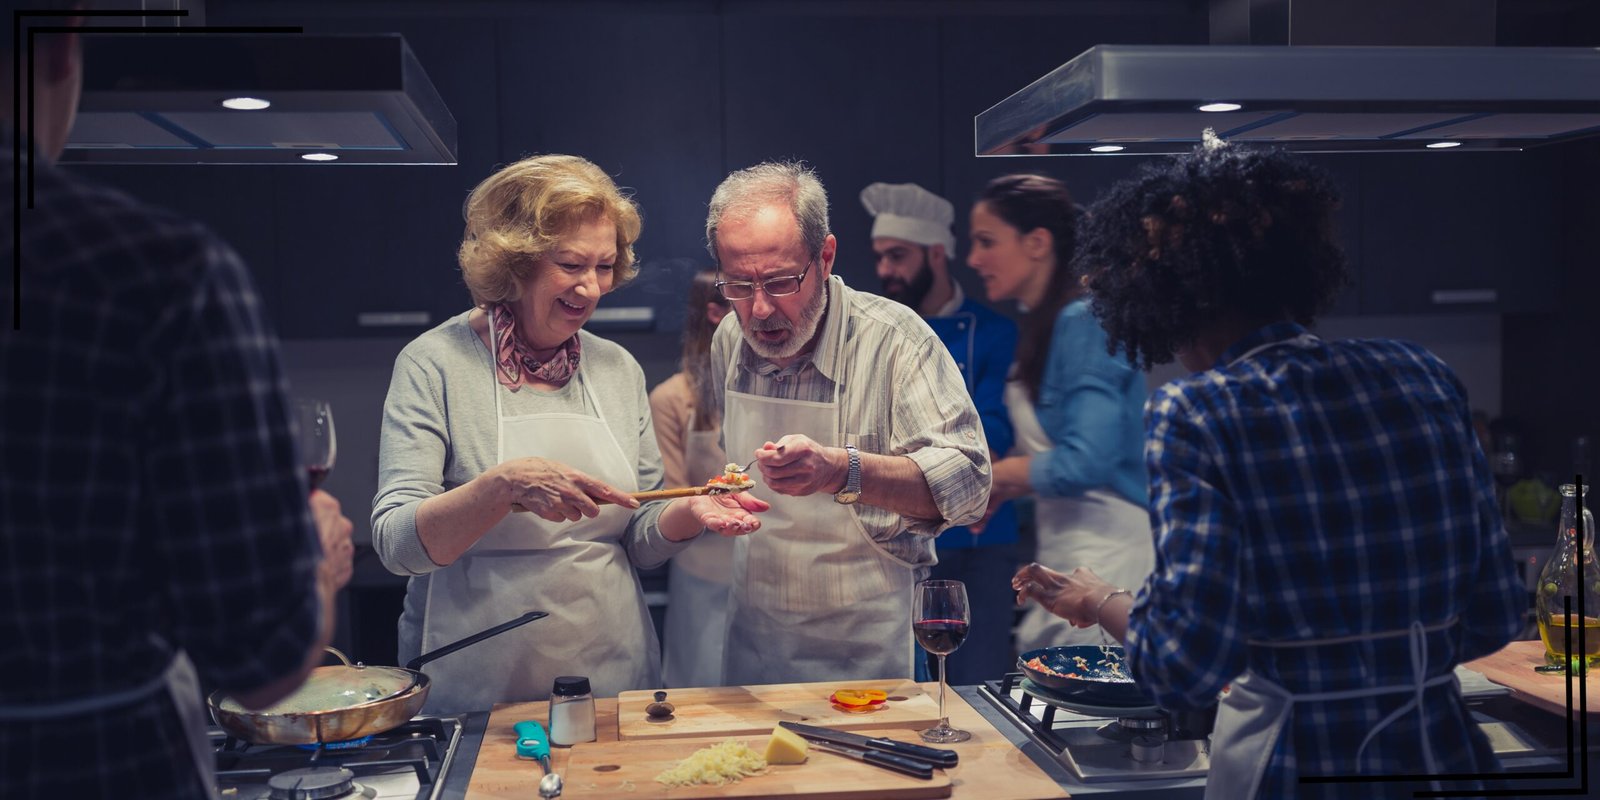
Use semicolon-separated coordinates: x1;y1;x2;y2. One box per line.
1126;322;1524;799
1;139;322;798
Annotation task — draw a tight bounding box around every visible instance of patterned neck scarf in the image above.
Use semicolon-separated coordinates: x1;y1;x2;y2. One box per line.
491;303;581;390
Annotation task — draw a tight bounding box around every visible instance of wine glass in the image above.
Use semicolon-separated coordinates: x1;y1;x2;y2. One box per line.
291;397;337;491
914;579;972;744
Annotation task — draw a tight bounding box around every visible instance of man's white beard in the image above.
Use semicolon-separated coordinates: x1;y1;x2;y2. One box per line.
741;282;827;361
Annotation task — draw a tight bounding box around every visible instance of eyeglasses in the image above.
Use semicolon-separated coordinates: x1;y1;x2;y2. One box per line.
715;260;812;301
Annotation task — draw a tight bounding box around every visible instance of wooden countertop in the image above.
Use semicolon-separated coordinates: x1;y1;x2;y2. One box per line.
465;682;1067;800
1464;640;1600;718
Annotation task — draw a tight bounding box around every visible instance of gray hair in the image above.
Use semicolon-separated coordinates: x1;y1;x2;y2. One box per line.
705;161;831;264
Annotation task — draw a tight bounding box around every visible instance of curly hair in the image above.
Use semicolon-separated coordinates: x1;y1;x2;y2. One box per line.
977;174;1081;403
1075;140;1349;370
458;154;643;307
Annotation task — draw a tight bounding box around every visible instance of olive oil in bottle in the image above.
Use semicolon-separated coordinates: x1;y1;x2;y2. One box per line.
1535;483;1599;673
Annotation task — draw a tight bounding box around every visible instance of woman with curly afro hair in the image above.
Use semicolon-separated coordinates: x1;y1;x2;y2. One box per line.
1011;135;1523;799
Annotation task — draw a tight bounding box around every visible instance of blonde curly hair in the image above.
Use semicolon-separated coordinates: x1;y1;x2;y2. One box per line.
458;154;643;306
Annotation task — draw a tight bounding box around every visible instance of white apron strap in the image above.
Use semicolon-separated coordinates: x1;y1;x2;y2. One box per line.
1207;616;1458;799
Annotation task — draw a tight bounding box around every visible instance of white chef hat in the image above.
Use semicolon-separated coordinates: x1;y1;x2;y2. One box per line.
860;182;957;257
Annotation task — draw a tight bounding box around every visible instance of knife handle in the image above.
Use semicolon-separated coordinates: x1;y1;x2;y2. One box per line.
866;737;960;768
862;749;935;780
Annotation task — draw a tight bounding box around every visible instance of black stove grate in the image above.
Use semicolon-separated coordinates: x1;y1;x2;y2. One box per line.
211;716;460;800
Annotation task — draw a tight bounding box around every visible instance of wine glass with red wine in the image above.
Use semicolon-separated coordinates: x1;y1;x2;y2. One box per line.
913;579;971;744
291;398;337;491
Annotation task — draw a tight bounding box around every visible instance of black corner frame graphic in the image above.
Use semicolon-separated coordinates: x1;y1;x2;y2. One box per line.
10;8;301;331
1298;475;1590;797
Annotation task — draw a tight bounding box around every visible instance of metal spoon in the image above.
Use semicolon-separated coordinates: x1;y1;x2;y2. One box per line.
735;444;786;474
538;769;563;798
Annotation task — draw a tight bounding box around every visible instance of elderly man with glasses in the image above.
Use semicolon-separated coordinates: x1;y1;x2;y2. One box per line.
702;161;992;686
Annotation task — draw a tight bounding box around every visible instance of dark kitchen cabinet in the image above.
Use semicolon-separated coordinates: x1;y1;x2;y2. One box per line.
495;11;724;326
1306;155;1364;316
268;19;501;339
1357;152;1559;316
722;14;943;289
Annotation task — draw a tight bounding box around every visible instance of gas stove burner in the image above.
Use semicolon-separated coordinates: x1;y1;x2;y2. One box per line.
294;735;374;752
1096;715;1167;742
265;767;376;800
978;673;1209;783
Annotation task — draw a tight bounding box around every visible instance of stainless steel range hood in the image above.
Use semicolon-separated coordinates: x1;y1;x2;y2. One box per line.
63;32;457;165
976;0;1600;156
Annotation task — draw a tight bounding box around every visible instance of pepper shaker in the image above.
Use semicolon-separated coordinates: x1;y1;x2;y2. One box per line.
548;675;596;745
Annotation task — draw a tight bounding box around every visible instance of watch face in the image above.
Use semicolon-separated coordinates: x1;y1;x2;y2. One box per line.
833;490;861;505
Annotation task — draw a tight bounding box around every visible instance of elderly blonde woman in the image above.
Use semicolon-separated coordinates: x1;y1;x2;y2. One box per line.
373;155;767;714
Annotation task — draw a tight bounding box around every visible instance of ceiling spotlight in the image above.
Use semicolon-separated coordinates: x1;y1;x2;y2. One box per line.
1197;102;1242;113
300;152;339;162
1425;141;1463;149
1090;145;1126;153
220;96;271;111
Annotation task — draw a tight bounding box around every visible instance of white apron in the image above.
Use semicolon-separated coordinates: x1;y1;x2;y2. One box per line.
662;427;735;688
415;326;658;713
0;648;215;797
1005;378;1154;651
1207;619;1458;799
721;294;918;685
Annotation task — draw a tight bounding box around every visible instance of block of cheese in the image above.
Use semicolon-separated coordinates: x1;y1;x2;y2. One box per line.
763;723;809;764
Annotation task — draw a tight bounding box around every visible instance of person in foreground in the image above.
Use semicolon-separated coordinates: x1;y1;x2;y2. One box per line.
1;5;355;798
860;181;1020;684
704;161;990;685
372;155;766;713
963;174;1152;653
652;268;736;687
1013;134;1524;799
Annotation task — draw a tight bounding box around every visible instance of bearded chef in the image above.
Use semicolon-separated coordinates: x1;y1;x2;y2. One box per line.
860;181;1021;686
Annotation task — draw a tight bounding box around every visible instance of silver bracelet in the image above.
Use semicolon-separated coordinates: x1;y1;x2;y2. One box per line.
1092;588;1132;628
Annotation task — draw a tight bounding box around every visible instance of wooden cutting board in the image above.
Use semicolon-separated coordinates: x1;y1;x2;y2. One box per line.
467;684;1067;800
617;680;941;741
1464;640;1600;718
559;735;952;799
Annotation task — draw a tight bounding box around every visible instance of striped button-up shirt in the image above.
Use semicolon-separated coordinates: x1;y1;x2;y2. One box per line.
2;139;322;799
1125;322;1524;798
708;275;990;568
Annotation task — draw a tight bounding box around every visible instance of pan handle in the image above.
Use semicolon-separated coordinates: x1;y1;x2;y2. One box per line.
405;610;548;671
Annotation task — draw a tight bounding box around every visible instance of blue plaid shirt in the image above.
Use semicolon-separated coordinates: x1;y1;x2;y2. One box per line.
1;139;322;798
1125;322;1523;798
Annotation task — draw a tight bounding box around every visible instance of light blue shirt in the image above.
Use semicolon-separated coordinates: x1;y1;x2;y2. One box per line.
1025;297;1148;508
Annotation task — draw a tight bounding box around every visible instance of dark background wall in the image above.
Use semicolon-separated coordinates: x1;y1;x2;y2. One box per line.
69;0;1600;662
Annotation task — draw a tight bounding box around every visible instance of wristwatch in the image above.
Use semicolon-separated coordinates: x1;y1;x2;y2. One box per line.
833;444;862;505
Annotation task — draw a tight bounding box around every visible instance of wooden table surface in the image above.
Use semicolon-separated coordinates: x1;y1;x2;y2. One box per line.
466;682;1067;800
1464;639;1600;718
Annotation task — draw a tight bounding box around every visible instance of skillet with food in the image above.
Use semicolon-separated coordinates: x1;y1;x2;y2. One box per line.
1018;644;1152;706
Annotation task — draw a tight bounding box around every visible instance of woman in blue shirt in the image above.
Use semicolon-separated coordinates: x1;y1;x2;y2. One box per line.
965;174;1152;652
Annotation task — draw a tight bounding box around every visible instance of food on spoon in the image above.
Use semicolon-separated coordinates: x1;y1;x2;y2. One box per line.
763;724;810;764
706;462;757;492
655;739;768;788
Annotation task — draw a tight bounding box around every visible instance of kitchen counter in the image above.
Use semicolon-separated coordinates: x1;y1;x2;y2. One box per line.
437;684;1174;799
459;682;1063;799
436;680;1600;799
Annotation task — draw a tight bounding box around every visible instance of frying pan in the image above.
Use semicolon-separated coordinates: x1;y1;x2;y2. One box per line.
1017;645;1152;706
208;610;547;744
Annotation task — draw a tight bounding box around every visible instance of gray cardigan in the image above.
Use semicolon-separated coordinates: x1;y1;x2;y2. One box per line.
370;311;690;577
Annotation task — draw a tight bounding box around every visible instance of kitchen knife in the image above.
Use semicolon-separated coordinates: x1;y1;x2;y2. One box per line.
778;721;959;768
806;740;935;780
